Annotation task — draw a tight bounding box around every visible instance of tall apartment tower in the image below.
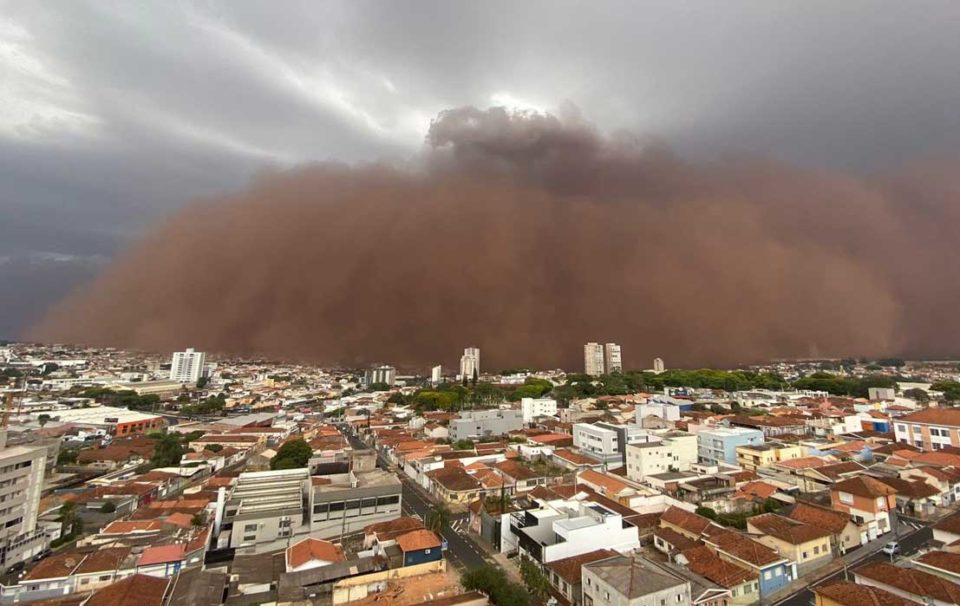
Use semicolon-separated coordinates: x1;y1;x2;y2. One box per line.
584;342;605;376
169;348;206;383
460;347;480;379
0;436;49;568
653;357;665;373
431;365;442;386
604;343;623;374
366;365;397;386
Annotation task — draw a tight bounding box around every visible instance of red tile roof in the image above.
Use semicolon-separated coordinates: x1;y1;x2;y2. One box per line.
813;581;917;606
396;529;442;552
681;545;757;588
137;543;185;566
86;574;168;606
286;538;345;569
833;475;897;498
855;562;960;604
787;502;853;534
545;549;617;584
747;513;831;544
898;407;960;427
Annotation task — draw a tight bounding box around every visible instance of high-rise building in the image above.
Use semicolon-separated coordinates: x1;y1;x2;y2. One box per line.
169;348;206;383
365;365;396;386
0;433;50;569
604;343;622;374
653;357;665;374
430;365;442;385
460;347;480;379
584;342;605;376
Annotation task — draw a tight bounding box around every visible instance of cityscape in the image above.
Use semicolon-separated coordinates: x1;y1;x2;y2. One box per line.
2;344;960;606
4;3;960;606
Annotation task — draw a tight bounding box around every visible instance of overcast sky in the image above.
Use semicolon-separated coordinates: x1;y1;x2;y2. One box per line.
3;0;960;337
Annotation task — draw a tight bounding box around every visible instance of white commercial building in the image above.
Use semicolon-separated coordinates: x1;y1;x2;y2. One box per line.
625;431;698;482
0;433;49;569
521;398;558;423
459;347;480;379
513;497;640;565
169;348;206;384
604;343;623;374
634;400;681;424
584;342;605;376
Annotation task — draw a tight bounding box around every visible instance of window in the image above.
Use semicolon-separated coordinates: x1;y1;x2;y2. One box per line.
244;524;257;532
764;570;772;580
814;546;820;554
802;551;808;559
839;492;853;505
775;568;783;577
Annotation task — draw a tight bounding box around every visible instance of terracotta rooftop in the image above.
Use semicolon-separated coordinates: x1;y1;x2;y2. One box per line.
286;538;345;569
660;506;714;537
855;561;960;604
545;549;618;584
833;475;898;498
707;530;784;567
24;552;83;580
898;407;960;427
396;529;442;552
787;502;852;534
916;550;960;575
681;545;757;588
138;543;186;566
748;513;831;545
813;581;916;606
86;574;169;606
74;547;131;574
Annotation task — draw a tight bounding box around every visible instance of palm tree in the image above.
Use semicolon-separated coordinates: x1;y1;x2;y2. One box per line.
426;503;450;532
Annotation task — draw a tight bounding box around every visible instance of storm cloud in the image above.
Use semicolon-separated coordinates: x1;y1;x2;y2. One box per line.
28;107;960;369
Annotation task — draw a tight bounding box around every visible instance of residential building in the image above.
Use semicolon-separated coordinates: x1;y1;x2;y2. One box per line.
449;409;524;440
625;432;697;482
0;437;49;570
431;365;442;385
364;365;396;386
460;347;480;379
813;581;915;606
584;343;605;376
169;348;206;384
747;513;832;575
894;408;960;451
512;499;640;565
728;416;806;438
703;530;794;598
653;358;665;374
735;442;802;472
604;343;622;374
830;476;897;541
786;502;862;554
521;397;558;423
697;427;764;466
915;550;960;583
573;423;622;468
634;400;681;424
396;529;442;566
544;549;617;606
582;555;691;606
853;561;960;606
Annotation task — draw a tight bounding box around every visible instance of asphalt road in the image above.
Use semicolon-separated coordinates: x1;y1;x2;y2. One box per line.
341;425;494;572
772;526;933;606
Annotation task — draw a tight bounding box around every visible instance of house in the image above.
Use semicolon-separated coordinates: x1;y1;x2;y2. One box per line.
735;442;802;472
900;466;960;507
284;538;345;572
813;581;915;606
853;561;960;606
626;431;698;481
395;529;442;566
428;467;484;504
86;574;169;606
582;555;692;606
678;545;758;606
746;513;832;575
830;476;897;541
933;511;960;550
893;408;960;451
702;530;794;598
697;428;764;466
874;476;941;517
915;550;960;583
544;549;617;606
494;460;546;493
796;461;866;493
362;516;424;548
136;543;186;577
786;501;862;554
728;416;806;438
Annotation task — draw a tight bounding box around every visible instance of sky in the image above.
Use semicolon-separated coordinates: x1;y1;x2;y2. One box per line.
3;0;960;339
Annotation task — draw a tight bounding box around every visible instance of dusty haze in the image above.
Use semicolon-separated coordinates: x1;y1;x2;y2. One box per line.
28;107;960;370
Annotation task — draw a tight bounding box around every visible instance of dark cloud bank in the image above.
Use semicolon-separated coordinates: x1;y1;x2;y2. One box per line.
27;107;960;370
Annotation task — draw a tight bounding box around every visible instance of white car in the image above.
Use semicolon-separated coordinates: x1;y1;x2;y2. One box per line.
882;541;900;556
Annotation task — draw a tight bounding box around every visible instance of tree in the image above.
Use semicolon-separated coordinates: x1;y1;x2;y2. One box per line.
696;506;718;520
426;503;450;532
38;414;50;427
57;449;78;466
205;443;224;452
270;438;313;470
519;558;551;601
191;511;208;527
453;439;475;451
471;368;479;387
151;433;185;468
100;501;117;513
196;376;210;389
903;388;930;403
461;565;531;606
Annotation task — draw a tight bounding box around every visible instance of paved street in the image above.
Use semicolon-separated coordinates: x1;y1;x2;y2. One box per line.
341;425;495;572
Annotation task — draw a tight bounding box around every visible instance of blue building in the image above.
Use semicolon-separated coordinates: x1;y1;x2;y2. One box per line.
697;427;764;465
396;529;443;567
706;531;795;597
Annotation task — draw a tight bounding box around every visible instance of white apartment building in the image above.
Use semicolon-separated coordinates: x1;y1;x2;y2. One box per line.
512;498;640;565
521;398;558;423
634;400;681;424
0;434;49;569
169;348;206;384
604;343;622;374
584;343;605;376
460;347;480;379
365;365;396;386
574;423;619;459
625;431;698;482
653;357;665;373
430;365;442;385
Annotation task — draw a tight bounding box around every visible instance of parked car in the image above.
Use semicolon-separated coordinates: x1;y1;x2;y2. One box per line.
882;541;900;556
5;561;25;575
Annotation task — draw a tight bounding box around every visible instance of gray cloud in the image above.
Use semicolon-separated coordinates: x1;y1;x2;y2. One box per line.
3;0;960;339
